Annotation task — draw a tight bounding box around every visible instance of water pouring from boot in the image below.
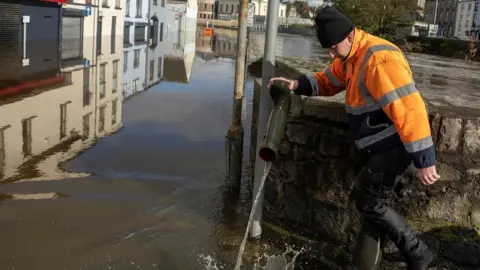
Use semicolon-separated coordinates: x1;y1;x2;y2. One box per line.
234;81;292;270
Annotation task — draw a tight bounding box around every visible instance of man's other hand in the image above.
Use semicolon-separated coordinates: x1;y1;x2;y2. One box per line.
268;77;298;91
416;165;440;185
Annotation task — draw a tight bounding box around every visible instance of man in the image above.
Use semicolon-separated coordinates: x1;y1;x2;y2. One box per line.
268;6;440;270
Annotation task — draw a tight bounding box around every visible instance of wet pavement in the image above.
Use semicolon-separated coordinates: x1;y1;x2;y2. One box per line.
1;24;480;270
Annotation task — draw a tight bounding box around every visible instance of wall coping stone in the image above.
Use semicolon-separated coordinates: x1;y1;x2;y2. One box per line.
248;56;480;119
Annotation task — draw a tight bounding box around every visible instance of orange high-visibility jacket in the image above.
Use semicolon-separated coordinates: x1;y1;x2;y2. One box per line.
295;28;436;169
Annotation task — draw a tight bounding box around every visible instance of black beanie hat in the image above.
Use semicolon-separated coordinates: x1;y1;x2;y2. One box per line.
314;6;354;48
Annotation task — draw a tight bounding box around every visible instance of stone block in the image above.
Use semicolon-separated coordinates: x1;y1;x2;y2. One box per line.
281;160;298;183
466;168;480;181
282;184;312;226
285;123;312;145
288;94;305;118
318;133;345;157
429;113;442;144
437;117;463;153
278;140;292;157
463;118;480;163
470;203;480;226
436;162;462;181
302;97;347;123
401;186;471;225
313;183;350;209
292;144;314;162
312;201;352;242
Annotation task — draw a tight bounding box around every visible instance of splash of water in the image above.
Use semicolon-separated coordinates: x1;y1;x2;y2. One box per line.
253;245;305;270
234;162;273;270
198;254;220;270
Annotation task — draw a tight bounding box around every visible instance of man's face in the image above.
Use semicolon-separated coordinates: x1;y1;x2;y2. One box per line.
327;32;354;59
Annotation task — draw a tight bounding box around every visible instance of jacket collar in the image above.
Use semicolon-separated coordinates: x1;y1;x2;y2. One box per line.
343;28;367;63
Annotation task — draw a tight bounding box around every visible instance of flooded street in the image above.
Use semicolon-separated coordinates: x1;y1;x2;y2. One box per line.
1;6;480;268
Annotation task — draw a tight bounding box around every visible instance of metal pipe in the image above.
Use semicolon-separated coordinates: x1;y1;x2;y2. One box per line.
225;0;249;192
249;0;279;239
258;82;290;162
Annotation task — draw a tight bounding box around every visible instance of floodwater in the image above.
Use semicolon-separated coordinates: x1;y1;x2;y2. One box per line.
1;24;480;270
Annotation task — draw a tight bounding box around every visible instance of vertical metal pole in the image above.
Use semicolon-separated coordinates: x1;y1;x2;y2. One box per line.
249;0;279;239
225;0;249;192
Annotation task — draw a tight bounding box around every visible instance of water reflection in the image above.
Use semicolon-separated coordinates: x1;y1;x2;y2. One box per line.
0;1;123;182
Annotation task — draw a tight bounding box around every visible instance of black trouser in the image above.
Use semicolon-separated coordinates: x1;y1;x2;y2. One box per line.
351;145;429;267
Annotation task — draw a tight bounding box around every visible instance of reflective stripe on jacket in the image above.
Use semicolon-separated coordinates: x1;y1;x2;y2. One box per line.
295;28;436;169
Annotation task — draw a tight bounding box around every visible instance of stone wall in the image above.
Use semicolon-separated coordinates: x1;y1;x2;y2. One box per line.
247;57;480;269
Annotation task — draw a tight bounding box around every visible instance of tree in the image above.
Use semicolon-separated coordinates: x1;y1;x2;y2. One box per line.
330;0;418;39
292;1;313;19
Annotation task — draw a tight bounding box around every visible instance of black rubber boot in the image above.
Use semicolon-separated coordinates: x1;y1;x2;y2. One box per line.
351;221;384;270
406;247;437;270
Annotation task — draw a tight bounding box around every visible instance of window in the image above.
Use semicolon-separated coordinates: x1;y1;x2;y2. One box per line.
61;16;83;60
83;114;91;140
83;67;90;106
124;25;131;45
99;106;106;133
102;0;109;7
135;25;146;43
123;52;128;72
150;60;154;81
122;83;128;98
22;118;33;157
112;99;118;125
161;0;165;7
116;0;121;8
60;103;67;139
134;49;140;68
111;16;117;54
160;23;164;42
97;17;103;55
154;0;157;5
158;56;162;78
136;0;142;17
113;60;118;93
126;0;130;16
150;18;159;46
133;78;139;92
100;63;106;99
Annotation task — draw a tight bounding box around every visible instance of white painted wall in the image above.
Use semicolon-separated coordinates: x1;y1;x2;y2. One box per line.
98;3;124;125
146;1;169;87
122;45;147;98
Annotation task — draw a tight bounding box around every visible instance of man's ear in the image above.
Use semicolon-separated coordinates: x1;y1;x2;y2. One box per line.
347;31;354;42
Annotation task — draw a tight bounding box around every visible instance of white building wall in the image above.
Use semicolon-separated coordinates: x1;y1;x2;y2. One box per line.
146;0;169;88
122;0;149;99
97;0;124;137
455;0;476;39
217;0;286;17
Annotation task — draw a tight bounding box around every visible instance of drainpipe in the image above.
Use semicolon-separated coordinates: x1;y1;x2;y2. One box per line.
249;0;279;240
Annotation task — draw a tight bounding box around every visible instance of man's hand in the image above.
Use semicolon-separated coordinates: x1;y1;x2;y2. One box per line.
268;77;298;91
416;165;440;185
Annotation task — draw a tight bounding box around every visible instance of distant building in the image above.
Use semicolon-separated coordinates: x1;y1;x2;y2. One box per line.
197;0;215;19
122;0;150;99
454;0;478;39
197;0;286;20
424;0;458;37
